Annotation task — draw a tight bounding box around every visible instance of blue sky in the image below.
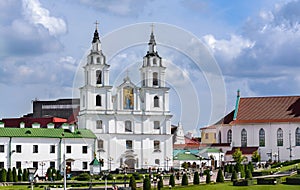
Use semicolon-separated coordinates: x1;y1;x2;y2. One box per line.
1;0;300;136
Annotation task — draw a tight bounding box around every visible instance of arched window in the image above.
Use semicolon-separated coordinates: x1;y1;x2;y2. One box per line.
96;95;101;106
154;121;160;129
277;128;283;146
259;128;265;147
241;129;247;147
218;131;222;143
154;140;160;151
296;128;300;146
97;139;104;150
97;57;100;63
227;129;232;143
154;96;159;107
96;70;102;84
96;120;102;129
125;120;132;132
153;72;158;86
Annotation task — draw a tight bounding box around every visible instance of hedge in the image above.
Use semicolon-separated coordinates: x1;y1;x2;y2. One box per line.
257;178;281;185
233;179;254;186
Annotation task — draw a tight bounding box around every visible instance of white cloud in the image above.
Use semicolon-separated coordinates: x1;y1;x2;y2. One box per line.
22;0;66;36
202;34;254;61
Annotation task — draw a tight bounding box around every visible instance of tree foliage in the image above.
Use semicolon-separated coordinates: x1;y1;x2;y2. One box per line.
0;169;7;182
232;148;246;164
251;150;261;163
245;169;252;179
12;167;18;182
169;174;175;187
143;175;151;190
216;169;224;183
129;175;137;190
17;168;22;181
6;168;13;182
181;173;188;186
22;169;28;181
193;171;200;185
231;170;237;181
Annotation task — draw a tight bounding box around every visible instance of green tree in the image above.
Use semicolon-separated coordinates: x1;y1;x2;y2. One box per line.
232;148;246;164
129;176;137;190
216;169;224;183
251;150;260;163
22;169;28;181
231;170;237;181
12;167;18;182
46;168;52;181
6;168;13;182
0;169;7;182
181;173;188;186
52;168;57;181
143;175;151;190
56;170;62;180
181;162;188;169
245;169;252;179
157;175;163;190
193;171;199;185
17;168;22;181
169;174;175;187
206;172;211;184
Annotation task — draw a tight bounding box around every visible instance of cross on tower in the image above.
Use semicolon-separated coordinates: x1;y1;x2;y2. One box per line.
94;20;99;30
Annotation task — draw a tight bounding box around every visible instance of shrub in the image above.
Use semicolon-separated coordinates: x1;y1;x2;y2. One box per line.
132;172;140;180
129;176;136;190
56;170;62;180
22;169;28;181
206;172;211;184
46;168;52;181
245;169;252;179
169;174;175;187
6;168;13;182
107;174;113;180
181;173;188;186
0;169;7;182
157;175;163;190
216;169;224;183
248;162;254;172
233;179;254;186
17;168;22;181
12;167;17;182
52;168;57;180
231;170;237;182
75;173;90;181
143;175;151;190
257;178;281;185
193;171;199;185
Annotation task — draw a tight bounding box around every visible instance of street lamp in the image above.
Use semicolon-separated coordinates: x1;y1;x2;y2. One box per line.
124;173;128;187
109;157;113;172
28;167;37;190
39;162;46;179
113;176;116;189
103;171;109;190
165;157;171;172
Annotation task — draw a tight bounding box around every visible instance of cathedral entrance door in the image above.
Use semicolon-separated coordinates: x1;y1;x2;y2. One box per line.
125;158;136;171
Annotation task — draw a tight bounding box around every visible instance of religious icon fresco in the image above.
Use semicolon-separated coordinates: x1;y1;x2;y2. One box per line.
123;87;134;109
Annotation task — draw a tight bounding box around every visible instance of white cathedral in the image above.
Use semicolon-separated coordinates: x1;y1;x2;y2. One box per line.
78;25;173;171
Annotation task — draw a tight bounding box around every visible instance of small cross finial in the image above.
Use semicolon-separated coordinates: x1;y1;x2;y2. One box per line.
151;23;154;33
94;20;99;30
126;69;129;78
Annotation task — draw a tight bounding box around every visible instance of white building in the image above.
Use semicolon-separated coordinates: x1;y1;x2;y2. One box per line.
214;91;300;162
0;122;96;177
78;26;173;171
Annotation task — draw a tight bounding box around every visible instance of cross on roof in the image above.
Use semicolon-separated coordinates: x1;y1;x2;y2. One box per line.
94;20;99;30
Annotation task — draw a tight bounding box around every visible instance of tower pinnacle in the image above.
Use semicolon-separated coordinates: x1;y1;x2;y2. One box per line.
148;23;156;53
92;20;100;43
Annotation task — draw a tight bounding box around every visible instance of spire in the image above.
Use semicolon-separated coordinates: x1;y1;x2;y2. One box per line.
148;23;156;53
92;20;100;43
233;89;240;120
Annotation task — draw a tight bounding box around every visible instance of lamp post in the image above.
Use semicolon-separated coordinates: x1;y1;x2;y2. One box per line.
109;157;113;172
165;157;171;172
39;162;46;179
97;149;103;175
28;167;37;190
124;173;128;187
113;176;116;189
103;172;109;190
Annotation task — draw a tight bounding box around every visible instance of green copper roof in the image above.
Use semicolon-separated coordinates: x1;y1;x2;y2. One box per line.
89;158;100;166
0;128;96;139
174;153;199;161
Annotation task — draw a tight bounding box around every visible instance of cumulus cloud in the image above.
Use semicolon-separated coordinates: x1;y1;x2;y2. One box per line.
22;0;67;36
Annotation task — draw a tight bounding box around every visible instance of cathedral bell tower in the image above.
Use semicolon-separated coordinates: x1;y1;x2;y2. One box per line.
78;22;113;129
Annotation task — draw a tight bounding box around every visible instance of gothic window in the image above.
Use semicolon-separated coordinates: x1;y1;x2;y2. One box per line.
296;128;300;146
153;72;158;86
154;121;160;129
154;96;159;107
277;128;283;146
125;120;132;132
227;129;232;143
96;70;102;84
259;128;265;147
241;129;247;147
98;139;104;150
96;95;101;106
218;131;222;143
96;120;103;129
126;140;133;150
154;140;160;151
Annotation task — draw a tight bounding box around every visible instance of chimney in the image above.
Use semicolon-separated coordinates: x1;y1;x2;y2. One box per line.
47;123;55;129
0;122;4;128
32;122;40;128
20;122;25;128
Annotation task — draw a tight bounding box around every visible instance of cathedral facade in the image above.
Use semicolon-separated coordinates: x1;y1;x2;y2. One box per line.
78;26;173;171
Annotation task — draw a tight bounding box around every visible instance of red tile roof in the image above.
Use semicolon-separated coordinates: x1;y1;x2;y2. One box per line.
226;147;258;155
234;96;300;124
